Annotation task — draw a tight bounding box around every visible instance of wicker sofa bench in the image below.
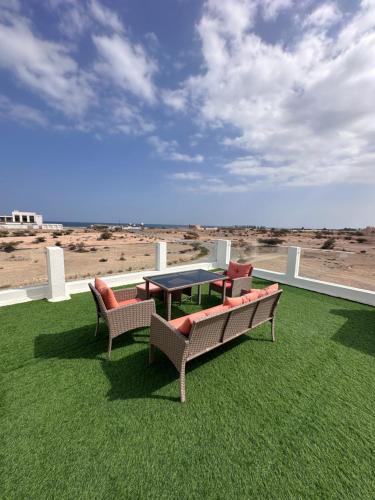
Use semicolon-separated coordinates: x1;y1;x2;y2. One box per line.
149;288;282;402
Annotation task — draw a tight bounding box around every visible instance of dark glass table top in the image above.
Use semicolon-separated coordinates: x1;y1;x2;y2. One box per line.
144;269;227;291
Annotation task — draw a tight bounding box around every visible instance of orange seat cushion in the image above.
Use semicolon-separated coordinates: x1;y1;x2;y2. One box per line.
136;283;161;293
227;261;253;279
212;279;232;288
118;298;143;306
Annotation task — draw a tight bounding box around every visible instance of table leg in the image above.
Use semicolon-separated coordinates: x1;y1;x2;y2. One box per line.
197;284;202;305
146;280;150;299
167;291;172;321
222;284;226;303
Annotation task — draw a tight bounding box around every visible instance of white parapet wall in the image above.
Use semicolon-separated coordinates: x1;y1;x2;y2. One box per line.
253;246;375;307
1;242;375;308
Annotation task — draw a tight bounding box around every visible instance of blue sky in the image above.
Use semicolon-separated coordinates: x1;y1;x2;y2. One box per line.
0;0;374;227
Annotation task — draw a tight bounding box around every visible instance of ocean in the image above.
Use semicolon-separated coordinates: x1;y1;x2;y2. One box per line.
45;221;189;229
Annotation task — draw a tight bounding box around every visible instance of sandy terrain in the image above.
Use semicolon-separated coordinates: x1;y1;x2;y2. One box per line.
0;226;374;291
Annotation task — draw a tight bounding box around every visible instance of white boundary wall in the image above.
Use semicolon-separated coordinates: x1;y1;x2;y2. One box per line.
0;242;374;307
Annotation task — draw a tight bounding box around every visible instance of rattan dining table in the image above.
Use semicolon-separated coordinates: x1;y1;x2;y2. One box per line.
143;269;228;320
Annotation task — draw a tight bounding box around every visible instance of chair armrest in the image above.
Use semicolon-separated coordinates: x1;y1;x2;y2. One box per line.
150;314;188;371
106;299;156;336
231;276;253;296
113;287;138;301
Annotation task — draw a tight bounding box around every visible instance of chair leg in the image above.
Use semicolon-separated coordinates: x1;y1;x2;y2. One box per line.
271;318;276;342
180;364;186;403
94;314;100;336
107;336;112;359
149;344;156;364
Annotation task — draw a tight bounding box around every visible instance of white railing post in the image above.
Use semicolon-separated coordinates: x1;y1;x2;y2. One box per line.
155;241;167;271
286;246;301;279
216;239;231;268
45;247;70;302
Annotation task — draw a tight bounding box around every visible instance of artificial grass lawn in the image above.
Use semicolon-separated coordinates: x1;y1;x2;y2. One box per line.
1;278;375;499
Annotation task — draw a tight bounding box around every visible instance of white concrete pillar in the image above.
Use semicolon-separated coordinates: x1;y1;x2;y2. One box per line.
286;246;301;279
155;241;167;271
45;247;70;302
216;239;231;268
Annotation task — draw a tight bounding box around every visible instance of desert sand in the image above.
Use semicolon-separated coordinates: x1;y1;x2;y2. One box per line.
0;226;374;291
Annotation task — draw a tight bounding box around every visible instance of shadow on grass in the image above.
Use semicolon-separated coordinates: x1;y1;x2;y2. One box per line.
34;324;149;361
331;308;375;356
101;333;252;402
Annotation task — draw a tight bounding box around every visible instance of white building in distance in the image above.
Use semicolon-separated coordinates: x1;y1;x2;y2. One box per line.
0;210;63;230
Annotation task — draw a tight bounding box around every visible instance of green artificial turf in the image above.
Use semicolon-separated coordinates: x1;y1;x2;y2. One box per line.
1;278;375;499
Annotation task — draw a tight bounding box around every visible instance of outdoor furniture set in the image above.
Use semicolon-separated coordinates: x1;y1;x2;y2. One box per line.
89;261;282;402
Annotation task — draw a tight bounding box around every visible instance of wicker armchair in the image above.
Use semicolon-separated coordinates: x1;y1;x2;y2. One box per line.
209;264;253;299
89;283;155;359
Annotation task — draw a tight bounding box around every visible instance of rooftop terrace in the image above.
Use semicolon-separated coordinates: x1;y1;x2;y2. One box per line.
1;278;374;498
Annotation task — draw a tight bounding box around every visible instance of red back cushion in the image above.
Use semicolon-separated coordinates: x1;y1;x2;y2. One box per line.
224;296;244;307
95;277;108;293
102;288;119;310
227;261;253;279
264;283;279;295
95;278;118;310
241;291;259;303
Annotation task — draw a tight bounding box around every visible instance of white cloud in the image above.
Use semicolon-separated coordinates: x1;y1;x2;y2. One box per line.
0;95;47;126
149;136;204;163
261;0;293;20
89;0;123;32
162;89;187;111
93;33;157;102
303;2;342;29
169;172;203;180
183;0;375;191
0;9;93;116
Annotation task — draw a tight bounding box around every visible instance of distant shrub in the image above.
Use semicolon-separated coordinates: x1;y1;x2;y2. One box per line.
357;237;367;243
55;241;62;246
52;231;63;238
257;238;284;246
144;253;150;256
99;258;108;262
360;250;366;253
321;238;335;250
183;231;199;240
76;242;88;252
64;229;73;235
33;236;46;243
13;230;27;237
0;230;9;237
344;236;352;240
354;231;364;236
127;266;132;272
68;244;76;251
98;231;112;240
0;241;21;253
90;247;97;252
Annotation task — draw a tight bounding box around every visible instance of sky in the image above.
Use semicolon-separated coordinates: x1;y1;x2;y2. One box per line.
0;0;374;228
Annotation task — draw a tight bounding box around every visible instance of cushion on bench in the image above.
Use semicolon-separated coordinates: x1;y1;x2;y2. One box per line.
225;291;259;307
169;304;230;336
